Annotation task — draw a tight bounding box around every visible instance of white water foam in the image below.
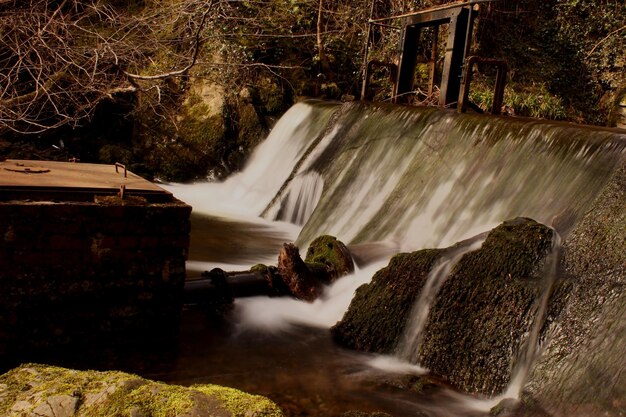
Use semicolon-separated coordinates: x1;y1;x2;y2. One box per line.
234;260;388;332
163;102;318;218
365;355;427;376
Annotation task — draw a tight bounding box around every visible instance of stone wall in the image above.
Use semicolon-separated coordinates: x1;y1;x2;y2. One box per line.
0;197;191;356
525;159;626;417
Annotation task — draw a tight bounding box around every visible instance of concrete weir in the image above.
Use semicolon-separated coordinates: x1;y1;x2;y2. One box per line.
0;159;191;355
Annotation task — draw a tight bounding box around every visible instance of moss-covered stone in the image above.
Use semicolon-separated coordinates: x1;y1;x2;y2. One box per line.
305;235;354;284
332;218;556;396
331;248;445;353
0;364;283;417
193;384;283;417
418;218;554;395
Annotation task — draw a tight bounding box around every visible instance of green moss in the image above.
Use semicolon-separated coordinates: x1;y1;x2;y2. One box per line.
237;102;265;150
1;364;283;417
250;264;269;274
256;76;291;114
192;384;283;417
93;382;194;417
333;218;555;396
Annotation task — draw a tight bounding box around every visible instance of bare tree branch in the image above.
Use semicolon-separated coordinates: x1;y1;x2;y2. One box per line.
123;1;215;81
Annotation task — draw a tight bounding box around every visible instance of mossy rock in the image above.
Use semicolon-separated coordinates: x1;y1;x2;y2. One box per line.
331;248;445;354
304;235;355;284
525;161;626;416
418;218;554;395
332;218;556;397
0;364;283;417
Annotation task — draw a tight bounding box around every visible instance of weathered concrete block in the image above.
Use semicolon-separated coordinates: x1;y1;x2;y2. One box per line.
0;198;191;355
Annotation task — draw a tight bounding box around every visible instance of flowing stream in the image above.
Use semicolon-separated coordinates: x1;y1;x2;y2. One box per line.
160;100;626;416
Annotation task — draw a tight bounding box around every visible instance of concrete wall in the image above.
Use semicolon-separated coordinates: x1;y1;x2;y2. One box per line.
0;197;191;355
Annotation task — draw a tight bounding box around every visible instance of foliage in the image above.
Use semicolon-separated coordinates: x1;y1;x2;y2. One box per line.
470;80;568;120
0;0;623;180
475;0;625;124
0;0;217;134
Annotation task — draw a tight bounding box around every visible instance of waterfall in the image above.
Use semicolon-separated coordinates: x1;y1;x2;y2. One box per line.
395;236;486;363
164;100;338;219
265;171;324;225
167;100;625;257
295;103;625;250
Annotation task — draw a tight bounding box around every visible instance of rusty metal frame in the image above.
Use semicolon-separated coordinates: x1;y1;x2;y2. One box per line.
458;56;508;115
393;5;475;106
368;0;496;24
361;0;497;107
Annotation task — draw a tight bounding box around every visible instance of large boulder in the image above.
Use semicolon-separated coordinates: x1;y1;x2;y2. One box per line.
0;364;283;417
418;218;555;395
332;218;556;396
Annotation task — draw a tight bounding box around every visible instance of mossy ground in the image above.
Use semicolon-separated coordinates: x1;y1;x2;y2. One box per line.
0;364;283;417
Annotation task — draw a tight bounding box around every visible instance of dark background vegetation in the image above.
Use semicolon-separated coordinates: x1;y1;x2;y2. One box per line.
0;0;624;181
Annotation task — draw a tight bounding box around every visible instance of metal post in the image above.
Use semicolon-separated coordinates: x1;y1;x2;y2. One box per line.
394;22;421;103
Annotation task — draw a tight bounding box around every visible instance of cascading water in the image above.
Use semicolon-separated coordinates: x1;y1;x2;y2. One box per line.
265;171;324;225
166;100;338;219
162;100;626;416
295;102;625;249
396;236;486;363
